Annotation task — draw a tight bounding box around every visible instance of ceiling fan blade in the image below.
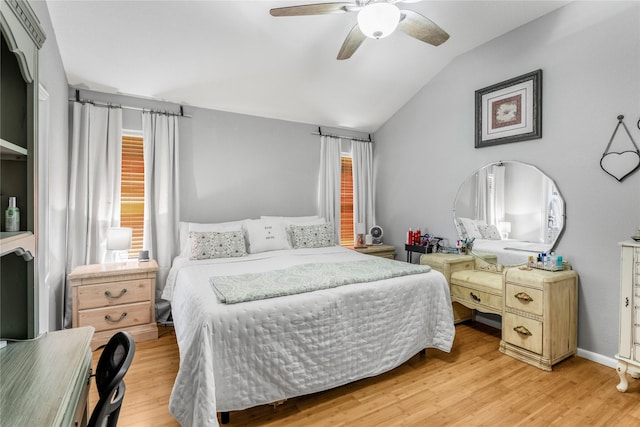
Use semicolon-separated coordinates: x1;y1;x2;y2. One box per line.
270;3;353;17
397;9;449;46
337;24;367;60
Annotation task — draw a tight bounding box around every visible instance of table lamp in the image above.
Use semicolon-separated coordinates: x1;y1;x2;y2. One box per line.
354;223;367;248
107;227;132;262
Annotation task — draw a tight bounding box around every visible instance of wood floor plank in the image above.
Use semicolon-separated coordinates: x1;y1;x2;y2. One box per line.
87;322;640;426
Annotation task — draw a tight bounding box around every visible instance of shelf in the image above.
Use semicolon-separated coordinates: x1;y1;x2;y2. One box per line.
0;138;28;160
0;231;35;258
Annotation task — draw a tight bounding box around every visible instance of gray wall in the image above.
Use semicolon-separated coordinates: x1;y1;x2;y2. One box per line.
179;108;322;223
30;0;69;331
374;1;640;361
70;88;367;224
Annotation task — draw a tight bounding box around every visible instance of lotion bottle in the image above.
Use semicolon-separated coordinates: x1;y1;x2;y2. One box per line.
5;197;20;232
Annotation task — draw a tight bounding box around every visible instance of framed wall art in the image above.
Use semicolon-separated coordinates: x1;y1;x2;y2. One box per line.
475;69;542;148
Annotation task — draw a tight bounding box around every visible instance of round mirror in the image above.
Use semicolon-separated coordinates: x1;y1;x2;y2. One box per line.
453;161;565;265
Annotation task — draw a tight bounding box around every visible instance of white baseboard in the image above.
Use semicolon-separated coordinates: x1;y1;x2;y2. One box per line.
473;316;617;369
577;348;617;369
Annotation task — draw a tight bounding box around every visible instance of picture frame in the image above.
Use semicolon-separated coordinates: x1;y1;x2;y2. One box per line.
475;69;542;148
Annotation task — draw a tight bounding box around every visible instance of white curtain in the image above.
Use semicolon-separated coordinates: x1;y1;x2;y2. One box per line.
352;140;376;233
143;112;180;323
65;102;122;327
317;135;342;243
492;163;506;225
475;168;488;223
475;164;505;226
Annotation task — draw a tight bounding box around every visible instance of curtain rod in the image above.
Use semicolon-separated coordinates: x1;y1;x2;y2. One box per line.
312;126;373;143
69;89;192;118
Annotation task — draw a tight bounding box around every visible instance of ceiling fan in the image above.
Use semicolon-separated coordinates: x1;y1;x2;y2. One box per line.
270;0;449;60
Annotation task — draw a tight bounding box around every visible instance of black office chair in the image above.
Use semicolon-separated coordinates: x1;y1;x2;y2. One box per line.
88;331;136;427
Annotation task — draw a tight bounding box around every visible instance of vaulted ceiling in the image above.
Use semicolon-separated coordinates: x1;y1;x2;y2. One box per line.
46;1;569;132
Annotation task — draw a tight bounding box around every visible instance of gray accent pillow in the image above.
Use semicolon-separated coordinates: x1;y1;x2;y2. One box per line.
290;223;335;249
189;230;247;260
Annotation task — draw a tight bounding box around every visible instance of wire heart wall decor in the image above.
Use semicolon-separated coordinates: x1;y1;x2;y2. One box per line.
600;115;640;182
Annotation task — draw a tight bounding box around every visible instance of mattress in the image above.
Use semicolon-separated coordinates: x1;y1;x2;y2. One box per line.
472;238;550;265
162;246;455;427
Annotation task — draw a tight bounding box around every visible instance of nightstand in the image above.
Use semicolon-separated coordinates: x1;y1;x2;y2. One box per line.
69;260;159;350
353;244;396;259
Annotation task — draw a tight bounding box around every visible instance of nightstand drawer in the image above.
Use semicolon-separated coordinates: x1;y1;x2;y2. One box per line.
503;312;543;355
451;284;502;312
78;301;152;332
505;283;543;316
76;279;151;310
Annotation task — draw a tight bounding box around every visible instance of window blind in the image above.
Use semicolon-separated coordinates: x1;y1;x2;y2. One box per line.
340;156;354;246
121;135;144;258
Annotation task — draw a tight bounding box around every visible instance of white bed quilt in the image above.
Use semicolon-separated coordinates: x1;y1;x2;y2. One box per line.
163;246;455;427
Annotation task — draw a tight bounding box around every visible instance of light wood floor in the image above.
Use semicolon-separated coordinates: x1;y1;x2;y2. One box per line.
90;323;640;426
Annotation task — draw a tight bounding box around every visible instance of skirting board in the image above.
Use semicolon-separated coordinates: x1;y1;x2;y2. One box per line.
475;315;618;370
577;348;617;369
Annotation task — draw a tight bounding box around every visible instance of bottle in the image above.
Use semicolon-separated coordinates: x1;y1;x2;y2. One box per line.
5;197;20;232
407;228;412;246
415;229;421;245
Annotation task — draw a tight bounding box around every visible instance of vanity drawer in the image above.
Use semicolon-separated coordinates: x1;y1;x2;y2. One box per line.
76;279;151;310
503;312;543;355
78;301;152;333
451;284;502;313
505;283;543;316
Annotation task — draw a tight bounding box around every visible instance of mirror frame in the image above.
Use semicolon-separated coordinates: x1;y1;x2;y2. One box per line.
453;160;566;265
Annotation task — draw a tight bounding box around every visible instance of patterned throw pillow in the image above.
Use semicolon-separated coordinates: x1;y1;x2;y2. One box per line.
290;223;335;249
478;224;502;240
189;230;247;260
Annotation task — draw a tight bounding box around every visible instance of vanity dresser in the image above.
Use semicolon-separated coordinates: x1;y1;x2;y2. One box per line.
616;240;640;392
421;253;578;370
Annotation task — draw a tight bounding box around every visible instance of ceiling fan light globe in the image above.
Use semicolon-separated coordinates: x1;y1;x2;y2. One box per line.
357;3;400;39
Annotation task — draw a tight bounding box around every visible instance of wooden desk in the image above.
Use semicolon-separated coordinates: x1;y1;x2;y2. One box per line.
0;326;94;426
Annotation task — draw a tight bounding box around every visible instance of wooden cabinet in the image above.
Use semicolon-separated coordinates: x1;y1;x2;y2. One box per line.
0;327;94;426
69;260;159;350
499;267;578;371
353;244;396;259
0;0;46;340
616;240;640;392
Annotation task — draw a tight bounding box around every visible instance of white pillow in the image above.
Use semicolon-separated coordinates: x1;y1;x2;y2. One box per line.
261;215;326;246
459;217;485;239
454;218;468;239
179;220;247;257
244;219;290;254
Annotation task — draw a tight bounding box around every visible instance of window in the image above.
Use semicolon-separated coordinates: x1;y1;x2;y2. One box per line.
120;135;144;258
340;155;354;246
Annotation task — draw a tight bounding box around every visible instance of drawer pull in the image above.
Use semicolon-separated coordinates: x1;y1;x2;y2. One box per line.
105;289;127;299
515;292;534;303
513;325;532;336
470;292;481;303
105;312;127;323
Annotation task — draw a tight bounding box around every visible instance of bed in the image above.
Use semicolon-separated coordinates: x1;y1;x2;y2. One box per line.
162;219;455;427
470;238;551;265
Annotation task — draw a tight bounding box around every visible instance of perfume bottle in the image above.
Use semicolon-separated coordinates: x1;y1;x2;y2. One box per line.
5;197;20;232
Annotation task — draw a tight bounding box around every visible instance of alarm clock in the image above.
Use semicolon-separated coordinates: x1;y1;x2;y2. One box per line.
369;225;383;245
